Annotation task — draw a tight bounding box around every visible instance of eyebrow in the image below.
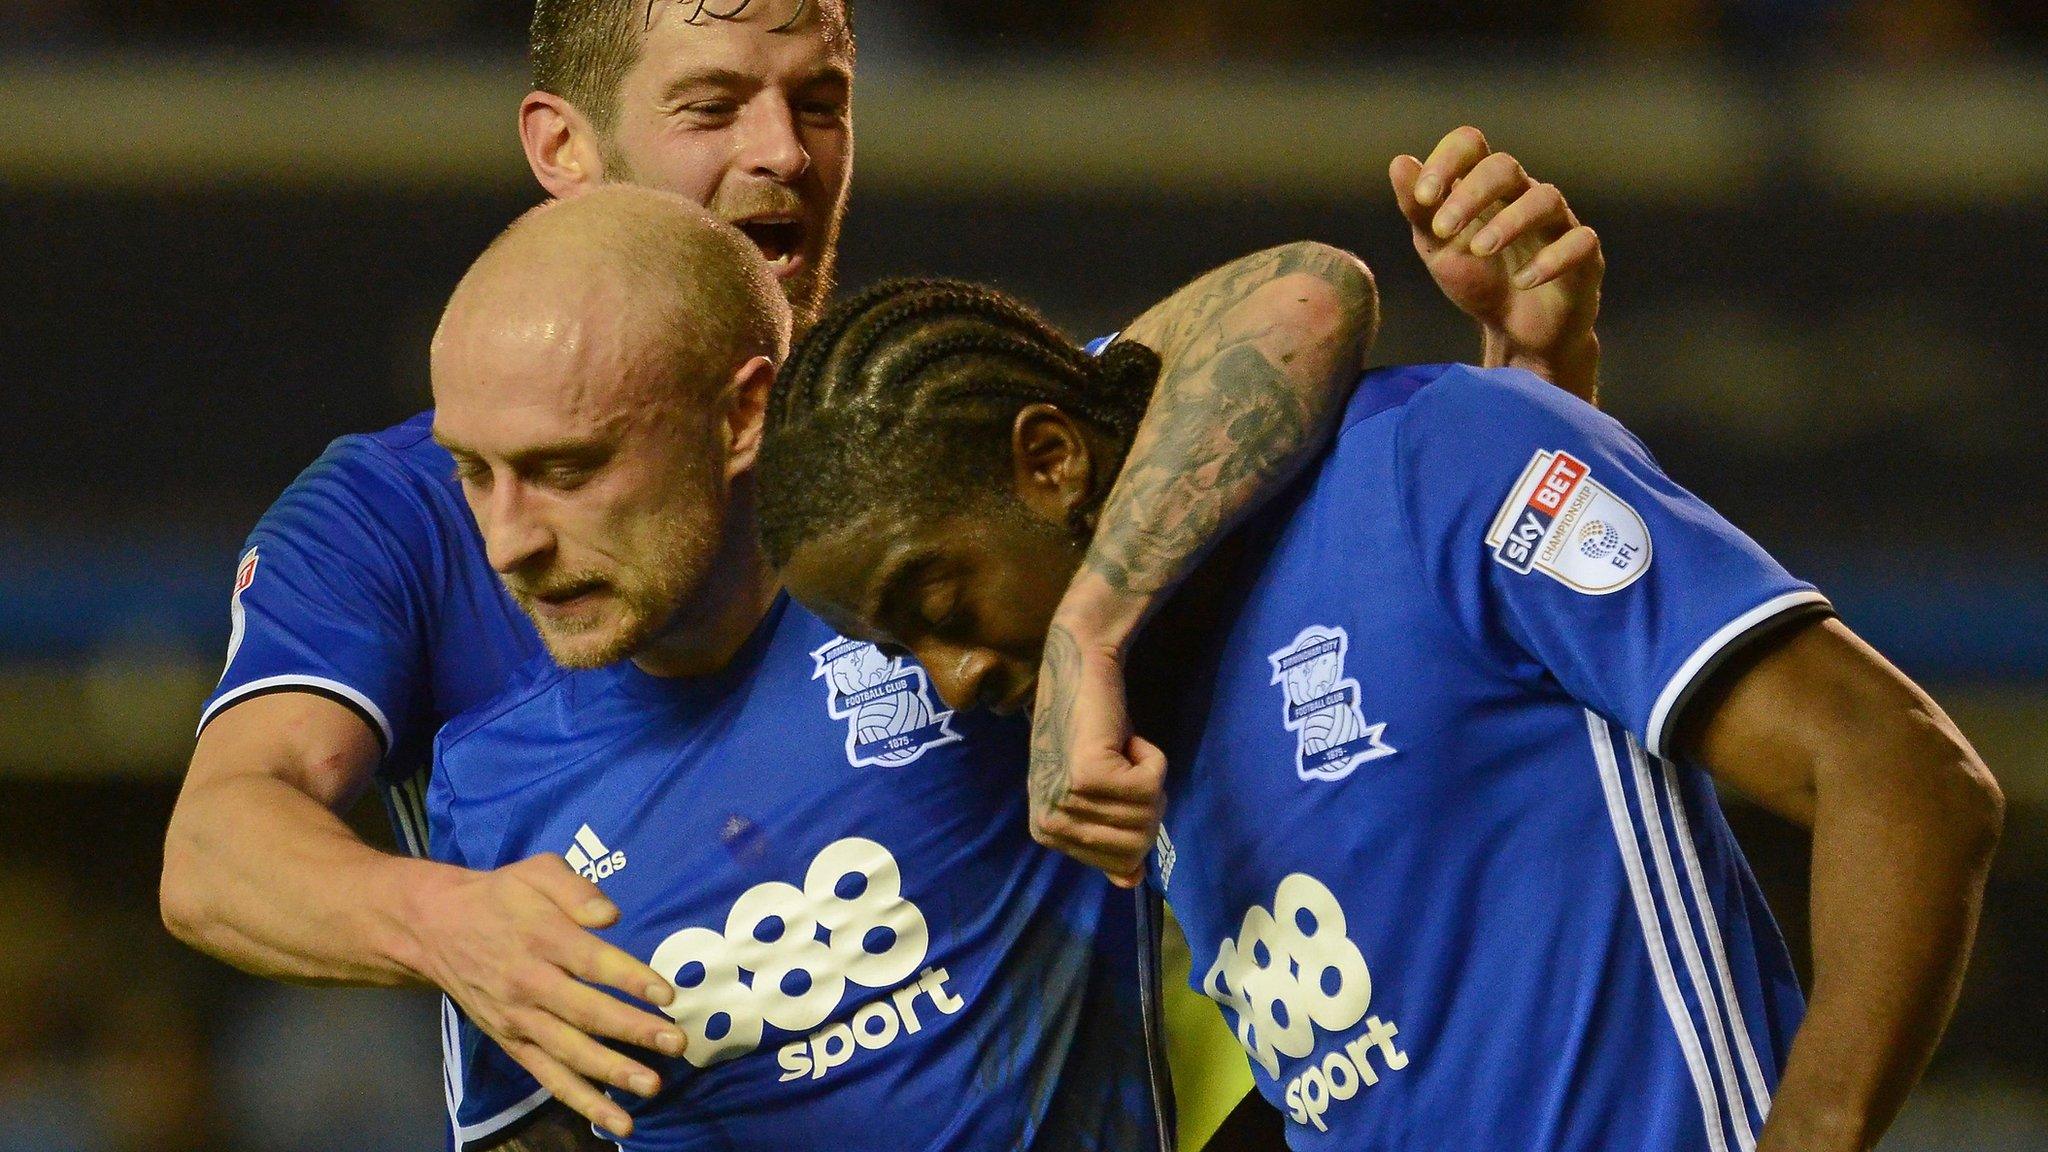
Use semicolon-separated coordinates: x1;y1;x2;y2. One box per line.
431;434;609;470
657;61;852;106
864;549;942;632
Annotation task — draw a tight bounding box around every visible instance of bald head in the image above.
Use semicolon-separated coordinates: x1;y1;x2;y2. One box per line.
432;186;795;671
437;185;791;410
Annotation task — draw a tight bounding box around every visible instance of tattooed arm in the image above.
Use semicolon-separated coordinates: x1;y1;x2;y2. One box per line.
1085;242;1379;614
1028;138;1608;884
1026;242;1379;880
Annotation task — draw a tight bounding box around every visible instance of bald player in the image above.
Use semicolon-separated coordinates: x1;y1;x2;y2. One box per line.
423;180;1167;1151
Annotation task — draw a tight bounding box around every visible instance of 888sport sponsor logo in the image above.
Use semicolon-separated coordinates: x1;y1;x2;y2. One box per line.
1202;873;1412;1133
647;838;965;1082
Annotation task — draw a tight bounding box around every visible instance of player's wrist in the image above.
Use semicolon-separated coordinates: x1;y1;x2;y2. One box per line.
1754;1098;1871;1152
384;858;468;986
1049;568;1145;656
1498;330;1601;399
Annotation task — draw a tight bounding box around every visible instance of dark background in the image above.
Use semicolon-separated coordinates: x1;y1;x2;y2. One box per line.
1;1;2043;1148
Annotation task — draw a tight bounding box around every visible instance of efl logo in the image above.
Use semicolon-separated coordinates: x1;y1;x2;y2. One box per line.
1202;873;1410;1134
647;838;959;1078
218;547;260;680
1485;449;1652;595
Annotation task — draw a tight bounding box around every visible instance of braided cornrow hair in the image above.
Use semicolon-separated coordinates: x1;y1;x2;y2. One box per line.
758;278;1161;569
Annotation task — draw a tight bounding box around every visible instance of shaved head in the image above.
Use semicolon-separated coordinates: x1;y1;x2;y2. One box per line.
439;185;791;408
432;186;793;672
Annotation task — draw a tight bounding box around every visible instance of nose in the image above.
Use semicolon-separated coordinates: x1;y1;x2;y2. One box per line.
476;478;554;576
738;96;810;183
919;642;1003;714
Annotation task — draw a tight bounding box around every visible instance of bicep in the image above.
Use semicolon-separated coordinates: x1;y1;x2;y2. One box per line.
1672;616;1967;830
187;691;385;813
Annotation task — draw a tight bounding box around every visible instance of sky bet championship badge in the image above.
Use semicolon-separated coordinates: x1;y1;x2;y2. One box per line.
1268;625;1397;783
811;638;963;768
1486;449;1653;594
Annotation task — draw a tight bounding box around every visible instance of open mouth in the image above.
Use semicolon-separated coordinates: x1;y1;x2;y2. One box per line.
734;217;807;277
526;580;607;611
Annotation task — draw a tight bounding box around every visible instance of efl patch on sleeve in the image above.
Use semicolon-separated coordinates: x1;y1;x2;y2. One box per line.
220;546;260;677
1484;450;1651;594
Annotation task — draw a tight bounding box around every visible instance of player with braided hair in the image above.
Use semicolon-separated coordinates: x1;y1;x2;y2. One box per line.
758;273;2001;1152
762;278;1162;569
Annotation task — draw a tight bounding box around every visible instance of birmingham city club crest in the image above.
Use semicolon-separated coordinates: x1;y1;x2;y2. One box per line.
1267;625;1396;782
811;638;964;768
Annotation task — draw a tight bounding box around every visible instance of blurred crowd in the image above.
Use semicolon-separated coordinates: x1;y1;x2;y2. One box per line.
0;0;2042;60
0;785;445;1152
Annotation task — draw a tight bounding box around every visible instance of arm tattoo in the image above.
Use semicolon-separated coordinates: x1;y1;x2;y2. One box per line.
1085;243;1372;599
1029;623;1082;815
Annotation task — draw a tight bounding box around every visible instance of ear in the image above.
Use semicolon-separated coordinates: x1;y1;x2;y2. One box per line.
520;90;608;199
1010;404;1095;526
720;355;778;482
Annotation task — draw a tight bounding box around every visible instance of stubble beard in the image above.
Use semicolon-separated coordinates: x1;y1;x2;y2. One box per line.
521;490;727;672
789;211;840;336
596;131;845;333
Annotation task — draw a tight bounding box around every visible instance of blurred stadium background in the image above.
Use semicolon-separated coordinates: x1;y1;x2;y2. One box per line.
3;1;2045;1148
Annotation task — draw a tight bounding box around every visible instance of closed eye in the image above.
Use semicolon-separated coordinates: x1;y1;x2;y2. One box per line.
449;455;489;487
917;581;962;632
536;461;596;491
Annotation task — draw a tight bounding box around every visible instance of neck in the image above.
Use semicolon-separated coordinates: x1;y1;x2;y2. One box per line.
633;489;783;678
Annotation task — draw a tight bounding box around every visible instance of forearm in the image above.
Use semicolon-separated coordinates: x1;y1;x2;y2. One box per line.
162;770;451;988
1061;242;1378;644
1760;741;2002;1150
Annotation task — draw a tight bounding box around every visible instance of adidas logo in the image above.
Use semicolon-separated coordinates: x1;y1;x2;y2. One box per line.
564;825;627;883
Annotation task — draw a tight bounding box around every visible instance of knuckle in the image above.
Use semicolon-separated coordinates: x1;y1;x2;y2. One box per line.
1039;809;1077;841
498;1010;539;1044
506;962;553;1003
1454;125;1487;149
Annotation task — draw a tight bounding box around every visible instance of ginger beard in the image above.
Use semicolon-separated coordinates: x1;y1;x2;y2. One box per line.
594;0;853;333
503;416;731;671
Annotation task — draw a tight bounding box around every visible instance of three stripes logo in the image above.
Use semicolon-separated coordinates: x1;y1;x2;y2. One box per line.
564;825;627;883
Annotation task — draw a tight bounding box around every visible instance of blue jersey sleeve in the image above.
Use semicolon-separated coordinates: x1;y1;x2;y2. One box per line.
197;435;437;756
1395;366;1832;758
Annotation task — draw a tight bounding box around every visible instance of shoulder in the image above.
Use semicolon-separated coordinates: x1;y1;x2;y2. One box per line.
1335;362;1464;434
1395;363;1618;446
255;413;466;554
291;412;452;503
435;653;574;761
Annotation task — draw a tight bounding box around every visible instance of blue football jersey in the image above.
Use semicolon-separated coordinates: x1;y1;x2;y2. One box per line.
1143;365;1825;1150
196;412;551;1147
429;595;1162;1152
197;411;542;855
